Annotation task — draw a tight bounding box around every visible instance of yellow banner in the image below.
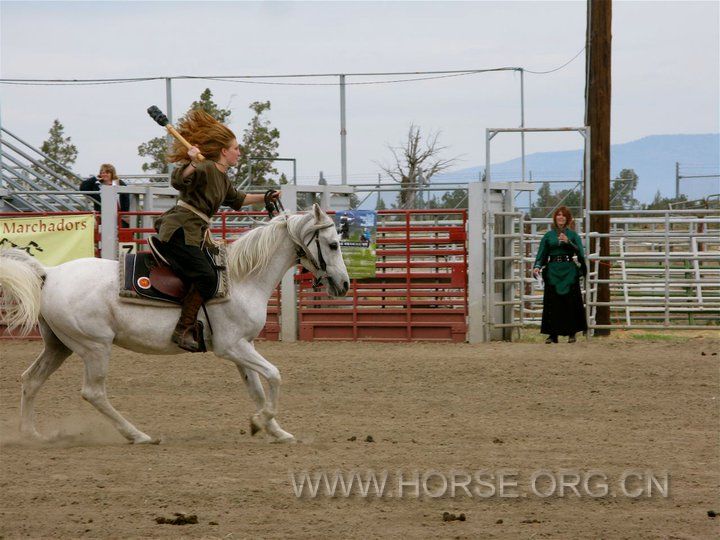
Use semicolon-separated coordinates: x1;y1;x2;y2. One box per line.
0;214;96;266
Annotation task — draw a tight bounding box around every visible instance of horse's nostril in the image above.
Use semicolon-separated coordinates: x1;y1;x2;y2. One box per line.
343;281;349;290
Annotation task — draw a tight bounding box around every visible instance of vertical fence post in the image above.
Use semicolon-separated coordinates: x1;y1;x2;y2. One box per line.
100;184;118;260
467;182;485;343
280;184;298;342
143;186;154;233
664;211;671;327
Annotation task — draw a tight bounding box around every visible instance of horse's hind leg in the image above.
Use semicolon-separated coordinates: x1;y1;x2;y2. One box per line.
20;319;72;439
236;366;294;441
79;346;158;444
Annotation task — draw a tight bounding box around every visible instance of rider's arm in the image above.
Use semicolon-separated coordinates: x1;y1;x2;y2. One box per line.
243;194;267;205
171;146;202;188
224;185;247;211
170;163;196;189
225;192;281;209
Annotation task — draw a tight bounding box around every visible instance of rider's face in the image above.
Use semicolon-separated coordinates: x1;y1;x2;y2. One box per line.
222;139;241;166
555;213;567;228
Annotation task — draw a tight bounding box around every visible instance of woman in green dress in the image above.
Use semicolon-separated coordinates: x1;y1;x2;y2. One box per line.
532;206;587;343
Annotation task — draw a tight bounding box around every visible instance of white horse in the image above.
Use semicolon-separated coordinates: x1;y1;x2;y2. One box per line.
0;205;349;444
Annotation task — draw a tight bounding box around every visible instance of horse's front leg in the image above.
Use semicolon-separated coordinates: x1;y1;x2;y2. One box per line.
217;339;295;443
236;366;294;441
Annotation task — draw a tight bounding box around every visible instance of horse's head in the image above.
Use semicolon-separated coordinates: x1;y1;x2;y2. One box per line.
294;204;350;297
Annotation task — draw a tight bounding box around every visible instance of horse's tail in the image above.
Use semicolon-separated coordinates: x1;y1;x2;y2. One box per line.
0;248;46;336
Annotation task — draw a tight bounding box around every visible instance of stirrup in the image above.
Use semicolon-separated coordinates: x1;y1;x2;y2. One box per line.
172;321;206;353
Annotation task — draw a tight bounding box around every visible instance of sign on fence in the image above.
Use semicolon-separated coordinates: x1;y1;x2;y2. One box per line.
0;214;95;265
333;210;377;278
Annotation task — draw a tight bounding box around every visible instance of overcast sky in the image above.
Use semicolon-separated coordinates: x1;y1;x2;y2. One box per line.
1;1;718;183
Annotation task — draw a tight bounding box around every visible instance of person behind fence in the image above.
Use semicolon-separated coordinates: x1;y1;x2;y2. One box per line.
532;206;587;344
80;163;130;228
152;109;280;352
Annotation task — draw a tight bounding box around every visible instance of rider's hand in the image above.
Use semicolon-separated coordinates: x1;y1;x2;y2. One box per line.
270;190;282;200
533;268;540;277
187;146;201;161
558;232;568;243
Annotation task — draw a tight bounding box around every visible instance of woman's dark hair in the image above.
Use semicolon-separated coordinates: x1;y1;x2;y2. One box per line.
552;206;575;230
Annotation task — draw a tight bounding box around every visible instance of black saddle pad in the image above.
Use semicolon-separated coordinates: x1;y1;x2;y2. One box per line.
122;252;187;304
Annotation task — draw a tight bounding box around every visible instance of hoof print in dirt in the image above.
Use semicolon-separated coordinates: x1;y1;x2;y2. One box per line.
442;512;466;522
347;435;357;441
365;435;374;443
496;519;503;524
521;518;542;524
155;513;198;525
708;510;718;518
492;437;504;444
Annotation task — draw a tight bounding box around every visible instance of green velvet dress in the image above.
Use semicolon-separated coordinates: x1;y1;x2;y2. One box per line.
533;228;588;337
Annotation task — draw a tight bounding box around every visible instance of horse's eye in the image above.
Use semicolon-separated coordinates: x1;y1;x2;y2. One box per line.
328;242;339;251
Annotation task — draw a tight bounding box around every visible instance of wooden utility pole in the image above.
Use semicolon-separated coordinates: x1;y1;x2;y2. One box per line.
586;0;612;334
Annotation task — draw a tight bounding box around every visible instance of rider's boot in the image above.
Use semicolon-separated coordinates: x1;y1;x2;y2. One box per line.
172;285;204;352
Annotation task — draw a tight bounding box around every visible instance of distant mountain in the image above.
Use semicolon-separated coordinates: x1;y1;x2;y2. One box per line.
443;133;719;203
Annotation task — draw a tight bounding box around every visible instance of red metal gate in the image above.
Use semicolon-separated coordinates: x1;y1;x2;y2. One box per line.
297;209;468;341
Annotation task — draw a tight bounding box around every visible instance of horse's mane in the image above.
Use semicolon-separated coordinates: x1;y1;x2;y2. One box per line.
227;212;331;281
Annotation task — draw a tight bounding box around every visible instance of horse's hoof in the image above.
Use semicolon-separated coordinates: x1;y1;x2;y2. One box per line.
272;434;296;444
250;417;262;436
19;428;46;442
130;435;162;445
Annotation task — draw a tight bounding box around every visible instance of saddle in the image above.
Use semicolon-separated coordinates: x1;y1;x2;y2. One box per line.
118;237;230;307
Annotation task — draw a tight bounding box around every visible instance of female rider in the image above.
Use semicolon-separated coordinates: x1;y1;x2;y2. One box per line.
154;109;279;352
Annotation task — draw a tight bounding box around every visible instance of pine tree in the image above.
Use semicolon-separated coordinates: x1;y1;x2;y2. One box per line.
530;181;583;217
610;168;639;209
235;101;283;187
36;119;78;182
531;182;555;217
440;188;468;209
190;88;231;123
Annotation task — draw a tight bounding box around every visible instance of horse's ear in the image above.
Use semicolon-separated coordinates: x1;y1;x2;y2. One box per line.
313;203;324;223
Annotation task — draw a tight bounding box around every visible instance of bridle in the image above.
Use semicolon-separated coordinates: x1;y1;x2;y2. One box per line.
289;219;336;288
267;195;337;288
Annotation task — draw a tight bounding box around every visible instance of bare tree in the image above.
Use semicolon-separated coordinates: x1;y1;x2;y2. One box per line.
378;124;458;209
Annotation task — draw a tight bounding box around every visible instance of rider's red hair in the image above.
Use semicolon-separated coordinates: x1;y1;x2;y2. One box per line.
167;109;237;163
552;206;575;230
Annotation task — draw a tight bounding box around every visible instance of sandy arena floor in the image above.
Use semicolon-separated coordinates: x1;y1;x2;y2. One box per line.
1;335;718;538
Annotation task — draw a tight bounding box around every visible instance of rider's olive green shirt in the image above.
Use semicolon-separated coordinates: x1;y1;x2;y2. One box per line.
155;161;246;247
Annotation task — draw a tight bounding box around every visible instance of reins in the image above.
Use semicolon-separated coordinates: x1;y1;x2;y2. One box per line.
265;189;284;219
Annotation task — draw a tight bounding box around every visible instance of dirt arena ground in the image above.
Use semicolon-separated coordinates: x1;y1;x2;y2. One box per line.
1;333;718;538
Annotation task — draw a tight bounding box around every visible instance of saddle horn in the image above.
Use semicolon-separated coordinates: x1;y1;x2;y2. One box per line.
146;105;205;161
